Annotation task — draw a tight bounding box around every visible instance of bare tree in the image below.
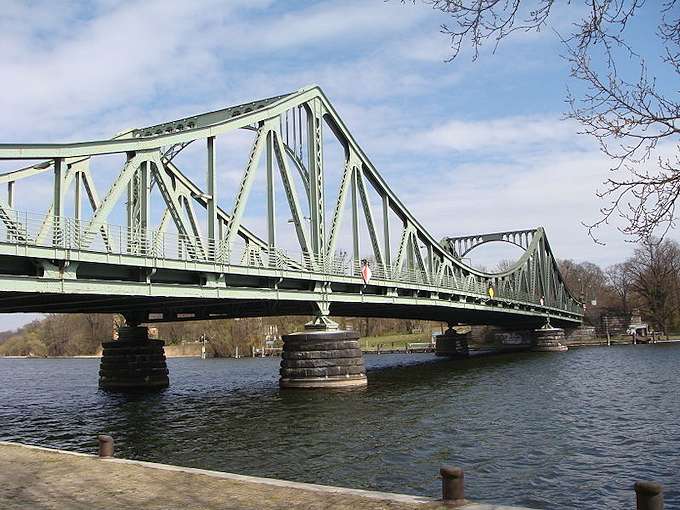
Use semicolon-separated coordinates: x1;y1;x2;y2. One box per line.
83;313;112;349
605;261;635;314
557;258;618;324
494;258;515;272
558;259;609;302
40;314;72;356
410;1;680;241
627;237;680;336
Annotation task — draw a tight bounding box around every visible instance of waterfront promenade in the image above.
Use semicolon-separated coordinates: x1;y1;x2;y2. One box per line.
0;442;533;510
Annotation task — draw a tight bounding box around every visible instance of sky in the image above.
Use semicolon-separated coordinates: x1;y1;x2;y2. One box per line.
0;0;671;330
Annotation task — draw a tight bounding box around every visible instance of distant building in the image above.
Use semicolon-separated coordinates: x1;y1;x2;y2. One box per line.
601;309;649;338
626;309;648;337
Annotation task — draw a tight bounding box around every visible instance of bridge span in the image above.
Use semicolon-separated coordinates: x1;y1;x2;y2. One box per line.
0;85;582;389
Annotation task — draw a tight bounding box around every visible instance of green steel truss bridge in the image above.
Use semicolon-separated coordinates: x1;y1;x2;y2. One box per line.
0;86;582;328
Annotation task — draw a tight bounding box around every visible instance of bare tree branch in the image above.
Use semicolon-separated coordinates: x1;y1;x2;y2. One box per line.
413;0;680;242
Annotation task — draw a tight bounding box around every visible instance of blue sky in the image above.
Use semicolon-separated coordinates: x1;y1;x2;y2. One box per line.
0;1;671;330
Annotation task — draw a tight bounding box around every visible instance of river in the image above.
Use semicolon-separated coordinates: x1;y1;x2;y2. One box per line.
0;344;677;509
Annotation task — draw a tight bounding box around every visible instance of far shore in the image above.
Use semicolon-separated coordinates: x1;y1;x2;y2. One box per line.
0;354;201;359
1;355;102;359
3;337;679;361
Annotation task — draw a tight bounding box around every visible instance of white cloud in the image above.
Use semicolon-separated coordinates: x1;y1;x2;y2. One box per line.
411;115;584;153
239;0;429;51
0;0;439;143
0;0;270;140
397;147;648;268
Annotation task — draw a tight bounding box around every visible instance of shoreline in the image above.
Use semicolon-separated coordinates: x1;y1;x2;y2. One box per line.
3;338;680;360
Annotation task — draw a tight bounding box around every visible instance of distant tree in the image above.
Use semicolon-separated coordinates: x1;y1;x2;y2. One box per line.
605;262;636;314
494;258;515;272
627;237;680;336
558;259;609;303
40;314;72;356
558;259;617;324
409;1;680;241
0;331;47;357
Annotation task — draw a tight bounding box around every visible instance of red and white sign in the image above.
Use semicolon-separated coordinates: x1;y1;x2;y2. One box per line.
361;260;372;284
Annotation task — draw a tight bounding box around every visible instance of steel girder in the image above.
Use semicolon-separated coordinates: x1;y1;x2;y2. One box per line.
0;85;583;324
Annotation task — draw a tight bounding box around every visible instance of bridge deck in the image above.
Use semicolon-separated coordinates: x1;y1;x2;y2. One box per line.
0;442;535;510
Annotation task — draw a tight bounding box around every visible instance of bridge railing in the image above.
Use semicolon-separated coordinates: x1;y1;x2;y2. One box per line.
0;209;359;274
0;209;582;315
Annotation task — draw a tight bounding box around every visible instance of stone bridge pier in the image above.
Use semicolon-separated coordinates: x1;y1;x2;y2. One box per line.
280;312;367;389
532;322;568;352
435;321;572;356
99;316;169;392
435;326;470;358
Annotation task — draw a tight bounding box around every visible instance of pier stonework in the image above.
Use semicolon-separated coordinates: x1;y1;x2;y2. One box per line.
99;326;170;391
435;327;470;357
532;323;568;352
280;326;367;389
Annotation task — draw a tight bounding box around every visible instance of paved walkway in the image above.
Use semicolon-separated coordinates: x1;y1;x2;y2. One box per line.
0;442;534;510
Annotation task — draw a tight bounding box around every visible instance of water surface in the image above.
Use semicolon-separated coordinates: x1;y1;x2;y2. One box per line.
1;345;678;509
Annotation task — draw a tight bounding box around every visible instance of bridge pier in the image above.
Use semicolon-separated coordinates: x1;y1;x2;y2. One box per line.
532;322;568;352
99;326;170;391
435;326;470;358
280;316;367;389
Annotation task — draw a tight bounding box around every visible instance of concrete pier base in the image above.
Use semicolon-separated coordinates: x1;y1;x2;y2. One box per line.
435;328;470;358
99;326;169;391
532;324;568;352
280;329;367;389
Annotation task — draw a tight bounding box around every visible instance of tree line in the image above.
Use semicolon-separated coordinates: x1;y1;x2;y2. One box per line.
0;313;112;357
558;237;680;337
0;312;431;358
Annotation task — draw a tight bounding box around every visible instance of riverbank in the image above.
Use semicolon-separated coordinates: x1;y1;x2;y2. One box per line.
4;336;680;359
0;441;533;510
565;336;680;348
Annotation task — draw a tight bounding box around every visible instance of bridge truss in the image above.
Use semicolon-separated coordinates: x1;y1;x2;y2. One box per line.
0;86;582;327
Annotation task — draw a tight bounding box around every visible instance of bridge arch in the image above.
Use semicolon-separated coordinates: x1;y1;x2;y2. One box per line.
444;229;537;260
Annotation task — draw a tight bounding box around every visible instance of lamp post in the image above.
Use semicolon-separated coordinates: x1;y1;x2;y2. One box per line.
604;316;611;346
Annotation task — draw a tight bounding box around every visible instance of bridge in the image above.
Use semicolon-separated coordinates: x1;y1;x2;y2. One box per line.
0;85;582;389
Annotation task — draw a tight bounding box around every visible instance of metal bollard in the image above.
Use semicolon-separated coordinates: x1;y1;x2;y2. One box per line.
440;465;465;506
97;435;114;458
635;481;664;510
